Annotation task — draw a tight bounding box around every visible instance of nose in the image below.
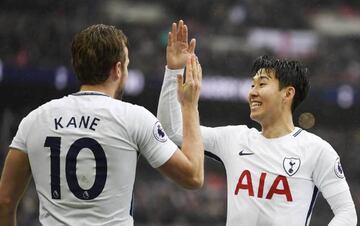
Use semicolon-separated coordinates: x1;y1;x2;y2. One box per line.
249;86;258;99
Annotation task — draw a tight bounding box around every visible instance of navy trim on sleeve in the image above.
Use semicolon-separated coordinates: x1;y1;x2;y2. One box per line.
130;192;134;216
305;186;319;226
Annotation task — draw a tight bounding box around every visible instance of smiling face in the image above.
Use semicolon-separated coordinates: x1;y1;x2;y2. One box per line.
248;68;290;125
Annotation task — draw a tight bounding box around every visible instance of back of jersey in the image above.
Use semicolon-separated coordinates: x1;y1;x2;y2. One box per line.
10;92;177;226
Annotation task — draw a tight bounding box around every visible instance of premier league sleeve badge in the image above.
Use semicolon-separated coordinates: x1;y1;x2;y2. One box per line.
153;121;168;143
334;157;345;179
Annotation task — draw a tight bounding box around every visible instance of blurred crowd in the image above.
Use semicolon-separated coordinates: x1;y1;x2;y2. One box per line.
0;0;359;225
1;0;360;85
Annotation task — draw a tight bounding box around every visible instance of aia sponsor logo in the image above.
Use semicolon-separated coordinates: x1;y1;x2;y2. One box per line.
234;170;293;202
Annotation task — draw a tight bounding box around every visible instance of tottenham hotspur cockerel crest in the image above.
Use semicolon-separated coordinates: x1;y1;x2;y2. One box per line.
283;157;301;176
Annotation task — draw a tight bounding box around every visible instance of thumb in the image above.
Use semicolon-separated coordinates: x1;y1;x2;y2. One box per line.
189;38;196;54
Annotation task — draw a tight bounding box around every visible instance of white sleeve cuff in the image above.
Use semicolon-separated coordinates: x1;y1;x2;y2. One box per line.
165;66;185;77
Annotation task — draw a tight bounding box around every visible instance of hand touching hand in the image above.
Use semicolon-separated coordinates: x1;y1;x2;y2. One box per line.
177;55;202;108
167;20;196;70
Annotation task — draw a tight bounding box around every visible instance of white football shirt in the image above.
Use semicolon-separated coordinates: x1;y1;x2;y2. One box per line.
157;67;351;226
11;91;177;226
201;125;349;226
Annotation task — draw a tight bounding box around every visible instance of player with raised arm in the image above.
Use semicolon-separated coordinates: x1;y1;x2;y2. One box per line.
157;20;357;225
0;24;203;226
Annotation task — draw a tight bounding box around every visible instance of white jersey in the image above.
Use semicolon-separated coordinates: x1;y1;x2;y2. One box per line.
10;91;177;226
157;68;351;226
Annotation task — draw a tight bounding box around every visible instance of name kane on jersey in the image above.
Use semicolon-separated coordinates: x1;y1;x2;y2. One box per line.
54;116;100;131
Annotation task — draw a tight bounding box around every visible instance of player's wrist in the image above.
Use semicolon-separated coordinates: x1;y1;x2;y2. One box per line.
167;64;185;70
166;66;185;76
180;103;199;112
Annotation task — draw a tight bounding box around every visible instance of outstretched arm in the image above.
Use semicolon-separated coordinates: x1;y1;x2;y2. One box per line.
157;20;195;145
0;148;32;226
157;20;217;150
158;55;204;189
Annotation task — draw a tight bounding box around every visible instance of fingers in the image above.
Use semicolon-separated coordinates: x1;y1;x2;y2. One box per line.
185;56;194;84
184;25;189;45
194;56;202;84
177;20;184;42
189;38;196;54
170;20;188;44
191;55;202;87
170;20;195;48
198;59;202;82
171;22;177;43
167;32;172;47
197;60;202;86
185;55;202;84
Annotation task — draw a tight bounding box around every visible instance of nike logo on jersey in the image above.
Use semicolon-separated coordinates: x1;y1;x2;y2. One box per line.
239;150;254;156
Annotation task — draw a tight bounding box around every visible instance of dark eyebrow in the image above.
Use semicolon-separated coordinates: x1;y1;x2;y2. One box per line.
259;75;270;80
252;75;271;81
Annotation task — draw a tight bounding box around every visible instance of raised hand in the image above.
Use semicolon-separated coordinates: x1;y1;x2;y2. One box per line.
177;55;202;108
167;20;196;70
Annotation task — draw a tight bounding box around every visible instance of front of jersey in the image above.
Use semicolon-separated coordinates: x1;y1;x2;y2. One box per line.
202;125;349;226
157;67;353;226
10;91;178;226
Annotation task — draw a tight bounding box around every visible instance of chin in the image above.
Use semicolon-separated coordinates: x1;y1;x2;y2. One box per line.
250;112;262;123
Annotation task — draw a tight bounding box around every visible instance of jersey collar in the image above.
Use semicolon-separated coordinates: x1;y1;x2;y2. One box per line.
71;91;110;97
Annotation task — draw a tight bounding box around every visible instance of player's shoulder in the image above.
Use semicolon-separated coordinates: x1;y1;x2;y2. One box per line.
106;100;155;122
113;100;150;115
295;128;334;152
23;97;66;119
214;124;254;136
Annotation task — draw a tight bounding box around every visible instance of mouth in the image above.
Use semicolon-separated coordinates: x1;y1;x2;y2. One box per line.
250;101;262;110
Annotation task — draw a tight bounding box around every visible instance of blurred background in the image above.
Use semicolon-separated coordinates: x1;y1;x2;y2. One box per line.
0;0;359;225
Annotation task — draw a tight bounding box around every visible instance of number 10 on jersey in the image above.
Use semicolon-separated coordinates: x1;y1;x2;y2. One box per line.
44;136;107;200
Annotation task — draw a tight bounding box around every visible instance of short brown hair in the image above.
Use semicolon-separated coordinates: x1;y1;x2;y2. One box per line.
71;24;128;85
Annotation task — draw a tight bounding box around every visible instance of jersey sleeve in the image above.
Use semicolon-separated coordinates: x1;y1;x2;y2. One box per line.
157;67;226;156
327;190;357;226
312;141;350;199
157;67;250;163
130;106;178;168
157;66;184;146
10;110;38;153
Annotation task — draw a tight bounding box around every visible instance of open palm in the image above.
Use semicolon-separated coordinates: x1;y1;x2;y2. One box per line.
167;20;196;70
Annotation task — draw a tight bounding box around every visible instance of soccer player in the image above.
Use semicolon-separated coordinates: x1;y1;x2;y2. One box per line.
0;24;204;226
157;20;357;225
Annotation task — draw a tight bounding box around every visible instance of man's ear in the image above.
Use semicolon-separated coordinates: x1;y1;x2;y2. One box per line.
110;61;122;80
284;86;295;103
115;61;122;78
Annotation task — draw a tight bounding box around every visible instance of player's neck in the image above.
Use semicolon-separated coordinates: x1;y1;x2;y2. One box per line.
80;84;115;98
260;114;294;139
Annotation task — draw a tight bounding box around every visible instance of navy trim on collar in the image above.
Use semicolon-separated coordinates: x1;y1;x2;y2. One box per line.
71;92;110;97
293;128;303;137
